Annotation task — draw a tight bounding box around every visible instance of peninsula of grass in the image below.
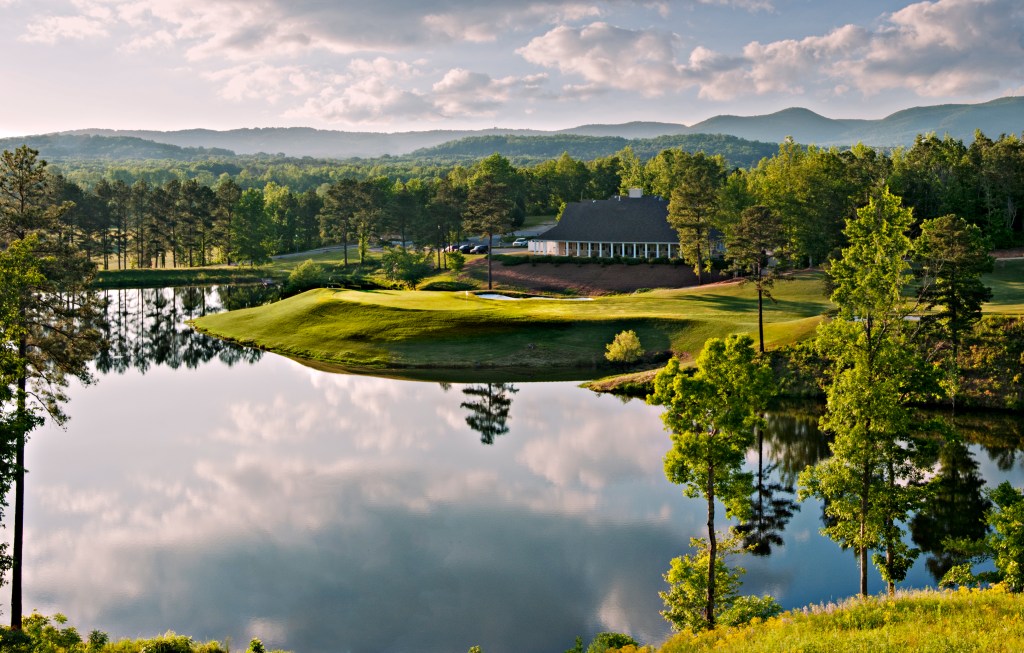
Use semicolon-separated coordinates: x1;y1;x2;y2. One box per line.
93;265;284;289
191;270;832;380
650;588;1024;653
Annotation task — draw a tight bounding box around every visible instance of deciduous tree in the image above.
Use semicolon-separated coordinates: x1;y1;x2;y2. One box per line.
648;335;775;629
799;188;935;597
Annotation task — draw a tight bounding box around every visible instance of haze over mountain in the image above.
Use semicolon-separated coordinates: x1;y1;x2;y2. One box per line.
5;96;1021;162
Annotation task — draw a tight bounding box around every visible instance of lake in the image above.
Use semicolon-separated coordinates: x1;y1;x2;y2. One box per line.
5;286;1024;653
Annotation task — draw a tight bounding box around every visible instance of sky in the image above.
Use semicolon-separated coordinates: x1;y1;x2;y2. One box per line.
0;0;1022;136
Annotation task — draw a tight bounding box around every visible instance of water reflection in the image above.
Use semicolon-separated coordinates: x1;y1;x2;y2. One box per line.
461;383;519;444
96;286;274;374
910;436;991;582
761;409;830;487
953;412;1024;471
736;426;800;556
13;288;1024;653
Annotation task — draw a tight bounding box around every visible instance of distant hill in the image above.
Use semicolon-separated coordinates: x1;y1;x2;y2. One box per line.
63;126;545;159
5;96;1021;161
410;133;778;168
556;121;689;138
0;134;234;161
687;97;1023;146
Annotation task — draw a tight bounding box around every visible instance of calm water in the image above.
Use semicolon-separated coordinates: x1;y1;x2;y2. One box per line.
5;287;1024;653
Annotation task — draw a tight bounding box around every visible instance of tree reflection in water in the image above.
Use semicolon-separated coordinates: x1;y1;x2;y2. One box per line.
910;434;991;583
95;285;276;375
460;383;519;444
736;425;800;556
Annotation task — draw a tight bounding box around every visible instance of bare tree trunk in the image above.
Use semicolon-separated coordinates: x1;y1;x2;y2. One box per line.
757;285;765;353
10;334;27;629
860;460;870;597
706;458;716;629
487;232;494;290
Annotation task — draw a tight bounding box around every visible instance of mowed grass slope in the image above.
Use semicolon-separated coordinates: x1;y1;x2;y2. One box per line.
985;257;1024;314
192;271;830;376
191;260;1022;378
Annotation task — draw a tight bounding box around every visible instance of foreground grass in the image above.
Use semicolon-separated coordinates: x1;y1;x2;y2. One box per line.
647;588;1024;653
192;271;831;379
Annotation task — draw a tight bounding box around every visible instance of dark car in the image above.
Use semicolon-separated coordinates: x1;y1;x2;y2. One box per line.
458;244;474;253
470;244;489;254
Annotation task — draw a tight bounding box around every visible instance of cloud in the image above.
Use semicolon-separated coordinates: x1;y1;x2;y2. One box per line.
204;63;321;103
432;68;550;116
837;0;1024;97
17;1;688;57
20;0;113;44
519;0;1024;102
518;22;741;97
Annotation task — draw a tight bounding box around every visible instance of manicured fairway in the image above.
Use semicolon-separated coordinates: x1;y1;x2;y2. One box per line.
192;271;831;379
191;259;1023;380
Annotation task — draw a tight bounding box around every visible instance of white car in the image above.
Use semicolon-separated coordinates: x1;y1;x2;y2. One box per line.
512;238;528;248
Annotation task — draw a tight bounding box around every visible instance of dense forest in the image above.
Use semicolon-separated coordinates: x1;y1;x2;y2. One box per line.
17;129;1022;276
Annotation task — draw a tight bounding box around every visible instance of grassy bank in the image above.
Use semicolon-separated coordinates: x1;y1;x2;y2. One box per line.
642;588;1024;653
191;271;831;380
93;266;283;289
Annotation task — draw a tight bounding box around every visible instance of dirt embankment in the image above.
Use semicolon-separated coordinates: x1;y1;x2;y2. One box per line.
463;259;725;295
992;248;1024;259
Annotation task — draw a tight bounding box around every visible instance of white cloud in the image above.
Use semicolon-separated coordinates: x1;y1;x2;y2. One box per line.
204;63;321;103
433;68;549;116
519;0;1024;103
20;14;110;44
837;0;1024;97
518;22;702;97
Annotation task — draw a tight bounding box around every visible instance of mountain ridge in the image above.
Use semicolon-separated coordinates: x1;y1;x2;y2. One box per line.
7;96;1021;160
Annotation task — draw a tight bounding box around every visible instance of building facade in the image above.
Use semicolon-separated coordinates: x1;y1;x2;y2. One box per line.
528;190;681;258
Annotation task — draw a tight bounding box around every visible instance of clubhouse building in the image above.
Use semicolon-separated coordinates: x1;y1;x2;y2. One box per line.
528;189;682;259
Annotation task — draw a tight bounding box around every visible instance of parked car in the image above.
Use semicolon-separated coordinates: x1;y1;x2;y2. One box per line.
470;244;489;254
512;238;528;248
458;244;475;253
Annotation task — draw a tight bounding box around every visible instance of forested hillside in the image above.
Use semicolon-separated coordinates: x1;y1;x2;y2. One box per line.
3;129;1016;278
0;134;234;161
410;133;777;168
16;96;1016;158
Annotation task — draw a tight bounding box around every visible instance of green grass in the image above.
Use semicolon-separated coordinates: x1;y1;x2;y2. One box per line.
182;258;1021;381
94;266;282;289
192;271;833;380
985;258;1024;314
651;588;1024;653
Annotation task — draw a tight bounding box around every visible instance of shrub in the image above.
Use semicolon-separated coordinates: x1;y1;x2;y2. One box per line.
419;280;476;291
448;250;466;272
605;330;644;364
718;594;783;627
380;247;434;288
586;632;639;653
286;259;327;292
661;539;743;632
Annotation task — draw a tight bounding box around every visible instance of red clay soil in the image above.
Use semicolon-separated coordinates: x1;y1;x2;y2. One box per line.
992;248;1024;259
462;258;726;295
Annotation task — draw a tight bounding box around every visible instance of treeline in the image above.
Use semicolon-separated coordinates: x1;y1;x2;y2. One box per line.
408;133;778;167
24;130;1024;275
0;134;234;161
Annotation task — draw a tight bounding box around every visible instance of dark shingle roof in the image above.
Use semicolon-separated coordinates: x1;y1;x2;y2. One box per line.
537;195;677;243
